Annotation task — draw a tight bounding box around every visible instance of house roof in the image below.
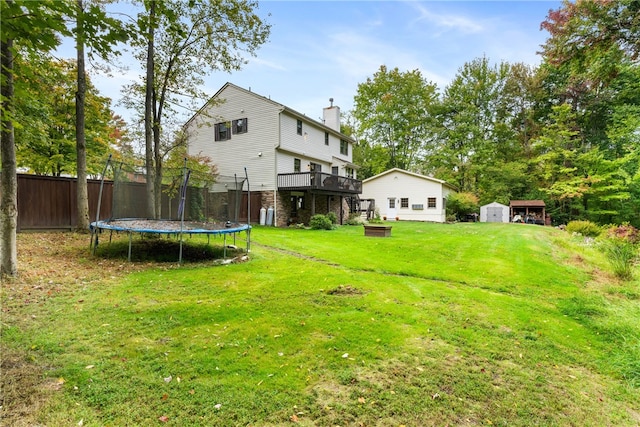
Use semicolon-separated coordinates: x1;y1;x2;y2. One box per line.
509;200;546;207
184;82;355;143
363;168;457;191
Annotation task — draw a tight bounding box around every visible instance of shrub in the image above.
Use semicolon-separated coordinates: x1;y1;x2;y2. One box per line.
600;224;639;280
309;214;334;230
345;213;363;226
446;192;479;220
367;207;384;224
566;220;602;238
326;211;338;224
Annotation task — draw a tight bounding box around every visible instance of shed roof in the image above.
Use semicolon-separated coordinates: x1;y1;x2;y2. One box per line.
509;200;546;207
363;168;457;191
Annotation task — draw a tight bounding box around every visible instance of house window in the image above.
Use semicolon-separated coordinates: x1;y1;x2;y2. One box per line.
294;158;301;173
232;118;248;134
325;132;329;146
346;167;354;178
340;139;348;155
400;198;409;208
428;197;437;208
309;162;321;172
332;166;339;175
214;121;231;141
297;120;302;135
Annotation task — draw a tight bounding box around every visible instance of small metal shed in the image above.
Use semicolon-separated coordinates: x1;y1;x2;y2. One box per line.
480;202;509;223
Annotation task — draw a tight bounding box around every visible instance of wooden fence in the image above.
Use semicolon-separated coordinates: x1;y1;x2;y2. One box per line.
5;174;112;231
2;174;260;231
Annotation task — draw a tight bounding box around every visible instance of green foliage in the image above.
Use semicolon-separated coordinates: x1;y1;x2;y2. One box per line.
352;65;439;175
345;213;363;226
600;224;640;280
326;211;338;224
566;220;602;238
446;192;479;220
309;214;334;230
13;54;114;176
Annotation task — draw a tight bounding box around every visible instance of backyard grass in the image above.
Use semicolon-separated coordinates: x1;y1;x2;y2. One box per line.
1;222;639;426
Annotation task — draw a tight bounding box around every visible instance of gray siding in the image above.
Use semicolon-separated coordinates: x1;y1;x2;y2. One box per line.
186;85;279;189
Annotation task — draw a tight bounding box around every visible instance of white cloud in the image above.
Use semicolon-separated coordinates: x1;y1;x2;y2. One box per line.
409;3;484;36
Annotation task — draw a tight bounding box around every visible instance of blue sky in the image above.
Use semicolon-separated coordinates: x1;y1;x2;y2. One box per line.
61;0;563;125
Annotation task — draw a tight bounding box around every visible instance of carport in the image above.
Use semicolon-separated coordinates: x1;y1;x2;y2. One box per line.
509;200;547;225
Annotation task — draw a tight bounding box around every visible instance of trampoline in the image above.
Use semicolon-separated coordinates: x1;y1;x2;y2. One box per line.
90;155;252;263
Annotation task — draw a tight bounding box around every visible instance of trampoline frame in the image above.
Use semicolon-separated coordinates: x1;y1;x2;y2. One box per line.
90;219;251;262
90;156;252;263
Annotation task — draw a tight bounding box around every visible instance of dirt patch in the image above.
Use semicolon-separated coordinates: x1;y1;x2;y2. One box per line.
326;285;365;296
0;348;59;427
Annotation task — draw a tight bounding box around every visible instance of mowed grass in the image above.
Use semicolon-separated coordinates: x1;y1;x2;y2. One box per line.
1;222;639;426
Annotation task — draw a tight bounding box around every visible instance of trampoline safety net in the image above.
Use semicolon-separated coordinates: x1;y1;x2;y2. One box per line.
110;161;246;223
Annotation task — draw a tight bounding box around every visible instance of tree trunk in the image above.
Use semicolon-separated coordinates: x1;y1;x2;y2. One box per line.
144;1;156;218
75;0;90;231
1;38;18;278
153;120;162;218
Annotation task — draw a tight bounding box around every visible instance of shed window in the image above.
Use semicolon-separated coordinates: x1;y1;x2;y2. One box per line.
427;197;437;208
400;198;409;208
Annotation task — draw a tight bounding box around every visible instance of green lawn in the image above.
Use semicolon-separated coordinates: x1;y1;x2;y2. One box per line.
2;222;639;426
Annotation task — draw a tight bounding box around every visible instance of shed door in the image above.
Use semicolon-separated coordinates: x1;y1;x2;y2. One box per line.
487;207;503;222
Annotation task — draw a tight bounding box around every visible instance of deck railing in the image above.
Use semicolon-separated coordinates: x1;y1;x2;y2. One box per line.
277;172;362;194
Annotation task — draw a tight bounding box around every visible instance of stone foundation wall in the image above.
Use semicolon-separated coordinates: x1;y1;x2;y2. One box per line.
273;191;351;227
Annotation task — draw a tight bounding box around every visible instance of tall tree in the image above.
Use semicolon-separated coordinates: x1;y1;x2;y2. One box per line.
352;65;439;176
13;55;114;176
434;57;524;197
71;0;127;230
537;0;640;225
1;0;70;278
124;0;270;218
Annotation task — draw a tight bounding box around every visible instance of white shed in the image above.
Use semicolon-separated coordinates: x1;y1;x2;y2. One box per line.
480;202;509;223
361;168;456;222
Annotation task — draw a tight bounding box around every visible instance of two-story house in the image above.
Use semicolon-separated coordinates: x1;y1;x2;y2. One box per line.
184;83;362;227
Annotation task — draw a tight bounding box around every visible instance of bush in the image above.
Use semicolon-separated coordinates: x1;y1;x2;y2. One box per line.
309;214;334;230
446;192;479;220
345;213;363;226
600;224;639;280
326;211;338;224
566;220;602;238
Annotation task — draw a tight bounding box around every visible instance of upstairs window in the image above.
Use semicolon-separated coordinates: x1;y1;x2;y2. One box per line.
215;121;231;141
325;132;329;145
340;139;348;155
297;119;303;135
232;118;248;134
294;158;301;172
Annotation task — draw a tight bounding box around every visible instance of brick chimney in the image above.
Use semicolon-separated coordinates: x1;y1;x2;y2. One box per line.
322;98;340;132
